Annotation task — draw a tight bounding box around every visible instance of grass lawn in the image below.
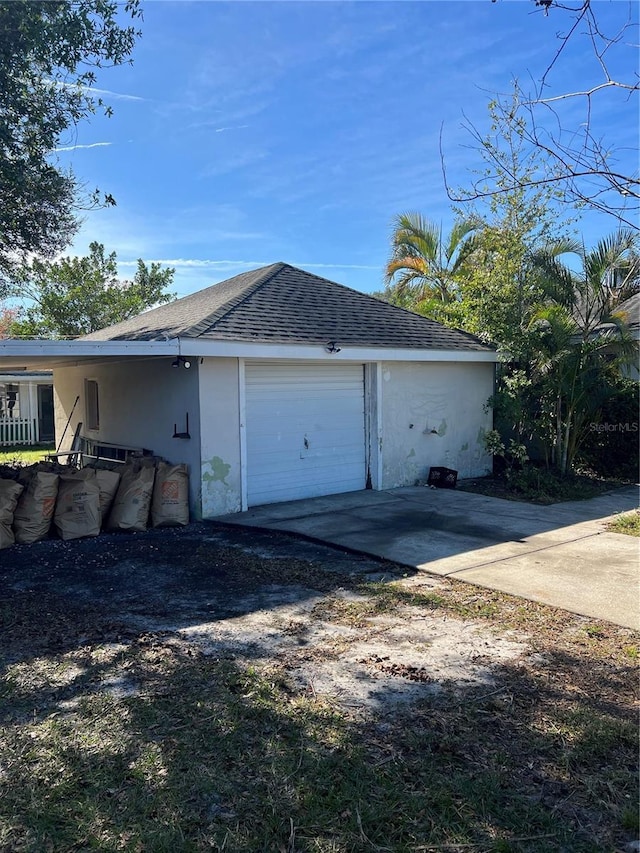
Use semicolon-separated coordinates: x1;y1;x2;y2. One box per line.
0;532;637;853
606;510;640;537
0;443;54;466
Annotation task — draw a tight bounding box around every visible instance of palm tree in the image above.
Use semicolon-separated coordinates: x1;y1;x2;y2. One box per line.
531;230;639;339
383;214;479;320
529;230;639;474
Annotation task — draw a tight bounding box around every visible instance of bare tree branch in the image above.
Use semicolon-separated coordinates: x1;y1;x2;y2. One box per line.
443;0;639;228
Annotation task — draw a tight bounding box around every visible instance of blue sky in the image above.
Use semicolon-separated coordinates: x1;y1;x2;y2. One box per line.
53;0;638;298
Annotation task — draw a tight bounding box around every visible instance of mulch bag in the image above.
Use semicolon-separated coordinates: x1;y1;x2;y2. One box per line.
107;460;155;532
13;470;59;545
151;462;189;527
94;469;121;524
54;468;101;541
0;478;24;549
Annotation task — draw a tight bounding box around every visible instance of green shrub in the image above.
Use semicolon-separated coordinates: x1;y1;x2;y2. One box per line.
577;379;639;478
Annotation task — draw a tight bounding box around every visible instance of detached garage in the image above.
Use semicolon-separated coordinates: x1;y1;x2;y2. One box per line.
0;262;498;518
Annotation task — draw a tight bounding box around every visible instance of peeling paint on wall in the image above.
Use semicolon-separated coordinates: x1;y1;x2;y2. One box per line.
381;362;493;487
202;456;231;485
200;456;239;516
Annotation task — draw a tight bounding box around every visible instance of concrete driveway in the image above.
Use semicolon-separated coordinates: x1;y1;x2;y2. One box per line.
218;485;640;630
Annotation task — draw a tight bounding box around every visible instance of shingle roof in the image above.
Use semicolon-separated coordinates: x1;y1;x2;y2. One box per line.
83;262;493;352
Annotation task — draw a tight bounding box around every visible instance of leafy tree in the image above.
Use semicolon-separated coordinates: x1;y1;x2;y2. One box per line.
0;306;17;339
11;243;176;338
577;377;639;479
0;1;142;286
383;214;479;325
453;95;577;356
527;230;639;474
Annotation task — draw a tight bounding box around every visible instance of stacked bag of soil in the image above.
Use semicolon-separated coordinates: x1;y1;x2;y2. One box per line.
0;479;24;549
106;459;189;531
0;455;190;549
54;468;101;541
151;461;190;528
107;459;156;532
14;469;59;544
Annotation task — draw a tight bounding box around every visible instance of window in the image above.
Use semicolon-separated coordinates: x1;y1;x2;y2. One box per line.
0;384;20;418
85;380;99;430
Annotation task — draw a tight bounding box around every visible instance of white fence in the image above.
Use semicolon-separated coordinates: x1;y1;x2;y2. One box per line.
0;418;38;447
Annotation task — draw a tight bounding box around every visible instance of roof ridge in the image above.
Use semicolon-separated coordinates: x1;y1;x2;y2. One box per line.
276;263;489;348
181;262;286;338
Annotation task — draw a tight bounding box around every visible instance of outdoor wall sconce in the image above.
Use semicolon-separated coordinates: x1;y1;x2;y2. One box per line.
171;356;191;369
325;341;341;354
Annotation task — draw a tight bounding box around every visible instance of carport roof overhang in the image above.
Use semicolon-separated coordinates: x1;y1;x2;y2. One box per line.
0;339;180;370
0;337;500;370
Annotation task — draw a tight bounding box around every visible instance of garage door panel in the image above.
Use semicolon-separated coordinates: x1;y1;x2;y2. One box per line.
248;466;367;503
249;451;365;476
248;424;364;449
246;362;366;507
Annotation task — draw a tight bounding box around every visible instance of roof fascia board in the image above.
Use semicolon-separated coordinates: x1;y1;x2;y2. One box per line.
0;371;53;380
177;339;499;362
0;340;180;358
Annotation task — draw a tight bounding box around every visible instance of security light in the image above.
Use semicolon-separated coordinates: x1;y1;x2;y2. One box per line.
171;356;191;369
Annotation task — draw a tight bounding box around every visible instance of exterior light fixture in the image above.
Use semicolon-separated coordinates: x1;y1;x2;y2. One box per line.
325;341;341;354
171;356;191;369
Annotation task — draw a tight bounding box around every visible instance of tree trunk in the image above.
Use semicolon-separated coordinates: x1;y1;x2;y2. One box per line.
555;395;563;470
560;408;572;477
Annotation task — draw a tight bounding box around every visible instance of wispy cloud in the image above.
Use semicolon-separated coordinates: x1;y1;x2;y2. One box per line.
84;85;145;102
54;141;113;153
47;79;144;102
214;124;249;133
118;258;380;272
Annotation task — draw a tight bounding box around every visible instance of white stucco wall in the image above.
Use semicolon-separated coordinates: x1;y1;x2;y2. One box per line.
379;361;494;488
52;355;494;520
53;358;202;515
198;357;242;517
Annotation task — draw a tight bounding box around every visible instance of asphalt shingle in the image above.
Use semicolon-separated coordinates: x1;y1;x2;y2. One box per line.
83;262;493;352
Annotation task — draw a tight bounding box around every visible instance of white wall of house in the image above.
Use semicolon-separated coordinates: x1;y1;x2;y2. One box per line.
198;357;242;516
379;361;494;488
52;355;495;520
53;358;202;515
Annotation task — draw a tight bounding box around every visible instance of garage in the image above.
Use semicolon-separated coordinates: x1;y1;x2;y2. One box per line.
9;262;497;518
245;361;367;506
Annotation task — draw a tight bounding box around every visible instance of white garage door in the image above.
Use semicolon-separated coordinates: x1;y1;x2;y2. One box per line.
245;362;366;507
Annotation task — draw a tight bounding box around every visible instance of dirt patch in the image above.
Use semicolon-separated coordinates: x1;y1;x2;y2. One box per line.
0;522;526;713
1;522;638;852
178;586;527;710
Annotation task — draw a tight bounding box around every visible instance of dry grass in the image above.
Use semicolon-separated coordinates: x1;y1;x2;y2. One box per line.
0;537;638;853
606;510;640;537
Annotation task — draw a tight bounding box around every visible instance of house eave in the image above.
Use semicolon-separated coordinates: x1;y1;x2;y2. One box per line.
0;339;180;370
0;337;499;370
175;338;499;362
